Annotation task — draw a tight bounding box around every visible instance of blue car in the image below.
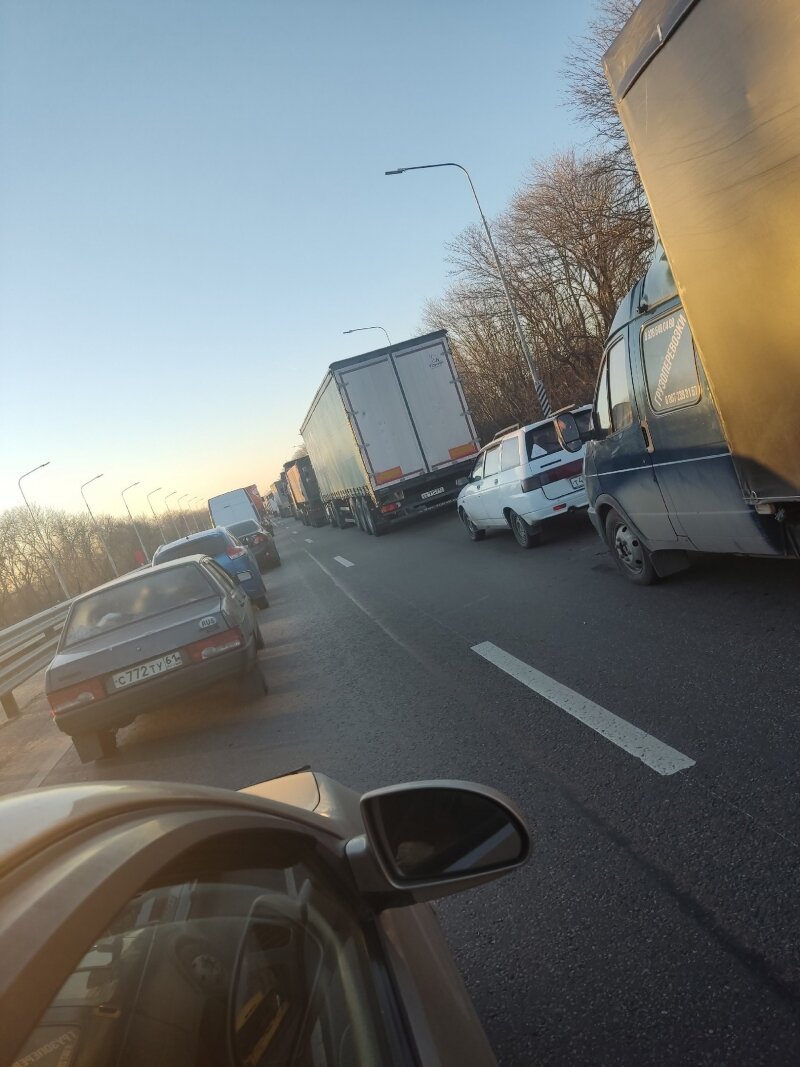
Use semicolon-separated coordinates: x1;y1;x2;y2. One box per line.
153;528;269;608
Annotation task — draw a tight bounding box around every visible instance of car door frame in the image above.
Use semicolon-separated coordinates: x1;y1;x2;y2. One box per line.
459;449;488;523
477;442;504;526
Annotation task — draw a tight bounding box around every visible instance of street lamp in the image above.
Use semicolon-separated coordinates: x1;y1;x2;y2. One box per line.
385;162;552;417
191;498;206;531
146;488;168;544
121;482;150;564
177;494;193;536
163;492;182;539
80;475;119;577
17;462;71;599
343;326;392;347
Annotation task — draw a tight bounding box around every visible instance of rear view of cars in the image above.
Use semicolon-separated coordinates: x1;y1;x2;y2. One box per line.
457;406;592;548
46;556;266;763
225;518;281;570
153;527;269;608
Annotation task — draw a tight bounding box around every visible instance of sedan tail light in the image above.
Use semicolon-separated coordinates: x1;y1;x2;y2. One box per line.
186;627;244;663
521;459;584;493
252;534;266;544
225;545;247;559
48;677;106;717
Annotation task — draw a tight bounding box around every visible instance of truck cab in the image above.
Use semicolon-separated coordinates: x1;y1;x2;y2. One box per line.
563;248;784;583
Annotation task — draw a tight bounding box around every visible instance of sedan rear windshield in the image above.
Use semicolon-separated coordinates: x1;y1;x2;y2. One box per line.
62;565;215;648
156;534;227;562
227;520;259;537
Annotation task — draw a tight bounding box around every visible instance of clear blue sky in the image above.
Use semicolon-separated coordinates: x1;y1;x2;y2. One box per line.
1;0;595;519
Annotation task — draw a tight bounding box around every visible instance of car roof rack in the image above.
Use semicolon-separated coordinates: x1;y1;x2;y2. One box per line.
492;423;521;440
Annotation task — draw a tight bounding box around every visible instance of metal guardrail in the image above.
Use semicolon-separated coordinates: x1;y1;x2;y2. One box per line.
0;601;72;719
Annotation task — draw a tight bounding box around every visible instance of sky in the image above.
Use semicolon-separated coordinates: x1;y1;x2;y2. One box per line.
1;0;595;520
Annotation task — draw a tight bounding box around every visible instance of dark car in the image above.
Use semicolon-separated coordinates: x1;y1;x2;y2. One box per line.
46;556;265;762
153;527;269;608
226;518;281;570
0;770;530;1066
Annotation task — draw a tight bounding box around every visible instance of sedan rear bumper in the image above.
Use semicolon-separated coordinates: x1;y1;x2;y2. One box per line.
52;642;253;737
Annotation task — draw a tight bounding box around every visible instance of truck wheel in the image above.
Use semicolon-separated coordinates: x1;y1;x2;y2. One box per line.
361;502;376;535
510;511;542;549
605;508;656;585
335;505;347;529
460;509;485;542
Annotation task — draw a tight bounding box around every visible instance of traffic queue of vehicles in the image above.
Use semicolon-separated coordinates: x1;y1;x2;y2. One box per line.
275;0;800;587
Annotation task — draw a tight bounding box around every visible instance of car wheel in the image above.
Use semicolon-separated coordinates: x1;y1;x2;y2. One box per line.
510;511;541;549
73;729;118;764
255;595;270;610
254;623;265;650
605;508;656;585
460;509;485;542
241;660;268;699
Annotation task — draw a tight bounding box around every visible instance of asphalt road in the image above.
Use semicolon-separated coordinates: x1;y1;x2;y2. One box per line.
43;509;800;1065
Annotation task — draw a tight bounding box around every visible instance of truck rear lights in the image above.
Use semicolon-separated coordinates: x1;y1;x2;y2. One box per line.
48;677;106;717
187;627;244;663
380;502;401;514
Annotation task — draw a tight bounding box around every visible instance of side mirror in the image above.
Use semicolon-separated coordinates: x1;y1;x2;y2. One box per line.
347;781;530;906
554;412;585;453
455;477;468;487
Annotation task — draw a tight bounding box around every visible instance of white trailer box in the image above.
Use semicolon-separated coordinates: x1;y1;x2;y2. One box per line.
301;331;479;534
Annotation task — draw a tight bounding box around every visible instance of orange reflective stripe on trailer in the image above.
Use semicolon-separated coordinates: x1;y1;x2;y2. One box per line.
448;442;478;461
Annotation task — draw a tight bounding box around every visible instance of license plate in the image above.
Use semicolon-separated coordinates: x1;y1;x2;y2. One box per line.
112;652;183;690
238;570;252;581
570;476;584;490
421;486;445;500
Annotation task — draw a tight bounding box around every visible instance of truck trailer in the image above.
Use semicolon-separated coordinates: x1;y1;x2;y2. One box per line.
300;331;480;535
284;456;327;527
556;0;800;583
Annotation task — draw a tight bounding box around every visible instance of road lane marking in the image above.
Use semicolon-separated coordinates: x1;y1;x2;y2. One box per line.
471;641;695;776
304;538;313;543
333;556;354;568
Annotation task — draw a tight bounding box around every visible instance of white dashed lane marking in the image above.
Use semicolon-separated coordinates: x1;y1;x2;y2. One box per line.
472;641;696;776
333;556;354;568
305;538;313;543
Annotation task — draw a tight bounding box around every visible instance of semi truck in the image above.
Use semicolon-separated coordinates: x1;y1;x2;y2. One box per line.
284;456;327;527
268;480;293;519
300;331;480;535
555;0;800;583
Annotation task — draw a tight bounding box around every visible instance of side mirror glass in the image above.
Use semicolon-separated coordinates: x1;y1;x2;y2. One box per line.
360;781;529;890
554;413;584;453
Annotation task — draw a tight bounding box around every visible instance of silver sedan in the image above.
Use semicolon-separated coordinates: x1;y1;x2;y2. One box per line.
46;555;265;762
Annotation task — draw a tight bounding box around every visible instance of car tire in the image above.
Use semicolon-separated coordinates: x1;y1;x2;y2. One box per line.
604;508;656;585
241;660;268;699
73;729;118;764
510;511;542;549
460;509;485;542
254;623;265;650
256;595;270;610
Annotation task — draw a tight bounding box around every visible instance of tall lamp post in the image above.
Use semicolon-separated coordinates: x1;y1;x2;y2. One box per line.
385;162;552;417
163;492;182;539
177;494;193;536
343;326;392;347
121;482;150;564
17;462;71;599
80;475;119;578
146;488;168;544
191;498;205;531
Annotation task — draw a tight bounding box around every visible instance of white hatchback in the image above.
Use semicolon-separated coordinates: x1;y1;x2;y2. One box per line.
457;406;592;548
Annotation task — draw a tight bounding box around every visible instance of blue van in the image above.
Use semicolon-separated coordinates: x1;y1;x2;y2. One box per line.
555;248;794;584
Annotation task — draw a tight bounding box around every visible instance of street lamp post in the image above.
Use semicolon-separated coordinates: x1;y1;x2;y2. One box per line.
146;488;168;544
80;475;119;578
163;492;182;539
177;495;193;536
343;326;392;347
17;462;71;600
385;162;552;417
121;482;150;564
192;498;206;531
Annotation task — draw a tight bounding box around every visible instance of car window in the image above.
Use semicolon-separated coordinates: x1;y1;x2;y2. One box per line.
642;306;701;413
594;358;611;433
525;422;560;459
15;832;394;1067
607;338;633;432
483;445;502;478
156;533;227;563
228;520;260;537
500;436;521;471
62;565;215;647
470;453;485;480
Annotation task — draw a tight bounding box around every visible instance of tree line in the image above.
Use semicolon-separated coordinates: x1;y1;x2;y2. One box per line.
0;505;209;627
424;0;647;442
